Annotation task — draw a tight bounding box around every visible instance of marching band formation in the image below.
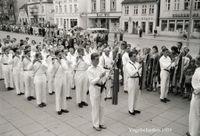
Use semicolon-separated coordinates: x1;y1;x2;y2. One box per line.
0;33;199;135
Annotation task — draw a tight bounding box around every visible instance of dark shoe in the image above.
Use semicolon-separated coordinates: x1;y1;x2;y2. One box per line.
81;101;88;106
99;125;107;129
93;126;101;131
107;97;112;100
27;96;32;101
0;78;4;80
186;132;191;136
30;96;36;100
38;103;43;108
104;98;107;101
57;111;62;115
160;99;167;103
66;97;72;100
124;90;128;93
41;103;46;107
134;110;141;114
61;109;69;113
164;98;170;102
128;111;135;115
78;103;83;108
17;93;21;96
49;92;54;95
20;93;24;95
7;87;14;91
87;91;89;95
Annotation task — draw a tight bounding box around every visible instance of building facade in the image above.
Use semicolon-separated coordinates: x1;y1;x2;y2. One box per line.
159;0;200;38
121;0;158;35
53;0;87;29
87;0;123;32
17;4;30;25
27;0;54;26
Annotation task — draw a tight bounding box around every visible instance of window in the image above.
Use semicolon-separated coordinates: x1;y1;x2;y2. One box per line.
165;0;171;10
184;0;190;10
124;6;129;15
41;5;44;13
74;4;78;13
194;0;200;9
92;0;96;12
176;20;183;32
133;5;138;15
142;5;147;14
161;20;167;31
70;4;72;13
55;5;58;13
184;20;189;31
59;5;62;13
149;5;154;14
110;0;116;11
124;22;128;32
193;20;200;32
174;0;180;10
60;18;63;26
56;18;59;25
100;0;106;11
64;5;67;13
169;20;175;31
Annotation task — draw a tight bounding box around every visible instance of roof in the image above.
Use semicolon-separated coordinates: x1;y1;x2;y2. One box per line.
122;0;157;4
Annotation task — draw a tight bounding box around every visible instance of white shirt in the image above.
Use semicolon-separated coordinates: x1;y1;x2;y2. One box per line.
159;55;172;70
125;60;141;78
122;52;130;66
192;67;200;94
87;65;106;97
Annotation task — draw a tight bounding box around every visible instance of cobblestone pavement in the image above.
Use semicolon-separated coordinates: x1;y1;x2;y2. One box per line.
0;79;190;136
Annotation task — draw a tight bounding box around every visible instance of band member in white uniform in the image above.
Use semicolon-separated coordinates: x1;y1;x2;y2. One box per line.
87;53;107;131
99;48;113;100
125;50;141;115
52;51;69;115
74;48;89;108
1;47;14;90
159;48;174;103
188;56;200;136
22;49;35;101
12;48;23;95
28;53;48;107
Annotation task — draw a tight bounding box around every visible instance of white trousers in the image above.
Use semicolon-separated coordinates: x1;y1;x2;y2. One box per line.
75;71;88;104
47;72;54;93
54;76;67;111
34;75;47;105
65;71;72;97
90;94;105;127
19;71;25;93
2;65;13;88
189;94;200;136
104;79;112;98
128;78;140;112
160;70;170;99
13;68;21;94
23;71;34;98
0;64;3;79
123;67;128;91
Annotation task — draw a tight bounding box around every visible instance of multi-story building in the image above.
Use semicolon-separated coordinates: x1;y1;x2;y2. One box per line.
18;4;30;25
121;0;158;34
159;0;200;38
53;0;87;29
87;0;123;32
27;0;54;25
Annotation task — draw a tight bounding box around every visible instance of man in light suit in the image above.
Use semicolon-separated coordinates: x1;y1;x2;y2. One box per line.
87;53;107;131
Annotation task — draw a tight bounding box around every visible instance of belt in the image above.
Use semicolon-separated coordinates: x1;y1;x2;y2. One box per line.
130;76;140;78
164;69;170;73
103;67;110;70
3;63;8;65
95;83;106;93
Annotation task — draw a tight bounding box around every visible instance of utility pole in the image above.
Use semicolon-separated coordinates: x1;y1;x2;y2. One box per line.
187;0;194;46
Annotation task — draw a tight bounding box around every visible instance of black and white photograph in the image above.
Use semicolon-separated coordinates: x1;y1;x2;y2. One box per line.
0;0;199;136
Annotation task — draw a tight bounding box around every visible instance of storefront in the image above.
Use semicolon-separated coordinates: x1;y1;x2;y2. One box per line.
159;13;200;38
